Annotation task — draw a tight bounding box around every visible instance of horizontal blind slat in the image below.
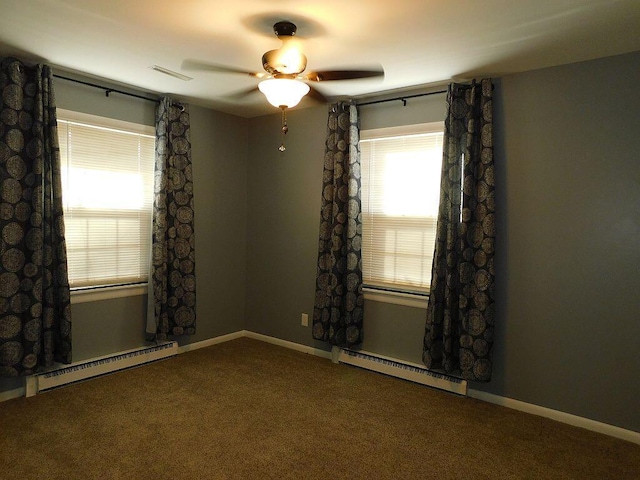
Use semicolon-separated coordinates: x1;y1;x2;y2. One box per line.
360;123;443;293
58;114;155;289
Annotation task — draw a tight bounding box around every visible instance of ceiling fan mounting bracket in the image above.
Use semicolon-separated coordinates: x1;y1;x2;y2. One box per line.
273;21;297;38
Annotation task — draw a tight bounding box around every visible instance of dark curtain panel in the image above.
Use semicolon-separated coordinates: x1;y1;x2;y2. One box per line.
423;79;495;382
312;100;364;347
146;97;196;341
0;57;72;376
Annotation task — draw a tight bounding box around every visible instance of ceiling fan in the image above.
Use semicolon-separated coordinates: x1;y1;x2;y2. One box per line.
183;20;384;109
183;21;383;151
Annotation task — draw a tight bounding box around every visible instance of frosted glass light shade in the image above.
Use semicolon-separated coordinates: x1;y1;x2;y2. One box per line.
258;78;310;108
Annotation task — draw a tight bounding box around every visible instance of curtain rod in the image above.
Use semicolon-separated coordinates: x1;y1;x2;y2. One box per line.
53;74;159;104
357;89;447;107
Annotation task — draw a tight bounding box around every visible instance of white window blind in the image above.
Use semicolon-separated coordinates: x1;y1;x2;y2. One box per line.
360;123;443;294
57;110;155;288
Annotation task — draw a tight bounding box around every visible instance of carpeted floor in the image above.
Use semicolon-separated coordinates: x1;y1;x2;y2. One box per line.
1;337;638;479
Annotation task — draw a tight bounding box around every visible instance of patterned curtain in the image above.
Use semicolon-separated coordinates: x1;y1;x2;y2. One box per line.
312;100;364;347
423;79;495;382
0;57;72;376
146;97;196;341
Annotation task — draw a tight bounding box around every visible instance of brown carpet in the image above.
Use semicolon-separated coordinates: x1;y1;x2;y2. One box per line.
0;337;638;479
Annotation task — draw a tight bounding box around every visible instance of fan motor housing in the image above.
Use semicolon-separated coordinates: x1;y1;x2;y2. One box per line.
273;21;297;37
262;49;307;76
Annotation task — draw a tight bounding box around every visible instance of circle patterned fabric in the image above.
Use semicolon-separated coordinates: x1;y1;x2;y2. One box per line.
148;97;196;341
312;101;364;347
0;57;72;376
423;79;495;382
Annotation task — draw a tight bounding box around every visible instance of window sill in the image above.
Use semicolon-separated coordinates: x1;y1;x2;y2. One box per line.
70;284;148;304
363;287;428;309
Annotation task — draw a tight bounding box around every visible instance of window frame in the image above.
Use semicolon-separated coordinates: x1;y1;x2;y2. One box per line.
56;109;155;303
359;121;444;308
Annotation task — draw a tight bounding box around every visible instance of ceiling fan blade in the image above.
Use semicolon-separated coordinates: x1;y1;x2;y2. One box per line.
306;85;329;103
304;69;384;82
181;59;264;78
226;86;260;100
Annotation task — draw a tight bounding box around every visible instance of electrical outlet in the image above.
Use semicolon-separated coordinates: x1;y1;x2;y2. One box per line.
301;313;309;327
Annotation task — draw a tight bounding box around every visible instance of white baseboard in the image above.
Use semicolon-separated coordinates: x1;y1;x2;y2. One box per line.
177;331;245;354
468;389;640;445
2;330;637;445
233;334;639;444
0;386;24;402
243;331;332;359
0;333;245;401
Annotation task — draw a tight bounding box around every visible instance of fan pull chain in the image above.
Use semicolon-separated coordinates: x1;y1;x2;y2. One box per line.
279;106;288;152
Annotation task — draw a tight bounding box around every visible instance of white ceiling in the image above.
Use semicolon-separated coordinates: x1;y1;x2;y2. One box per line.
1;0;639;117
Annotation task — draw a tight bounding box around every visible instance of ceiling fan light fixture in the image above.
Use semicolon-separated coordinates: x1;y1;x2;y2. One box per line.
258;78;310;109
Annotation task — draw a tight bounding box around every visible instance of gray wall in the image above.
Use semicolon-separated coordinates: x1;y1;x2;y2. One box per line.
187;104;248;343
357;92;447;364
3;52;639;433
246;52;640;432
54;76;250;351
245;93;447;360
0;74;249;394
53;75;158;362
245;106;328;348
481;51;640;432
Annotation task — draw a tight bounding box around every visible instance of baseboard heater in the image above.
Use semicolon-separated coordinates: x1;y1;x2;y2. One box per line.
335;348;467;396
25;342;178;397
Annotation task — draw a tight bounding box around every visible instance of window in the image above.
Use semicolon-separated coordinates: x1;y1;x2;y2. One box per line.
57;110;155;290
360;122;443;299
